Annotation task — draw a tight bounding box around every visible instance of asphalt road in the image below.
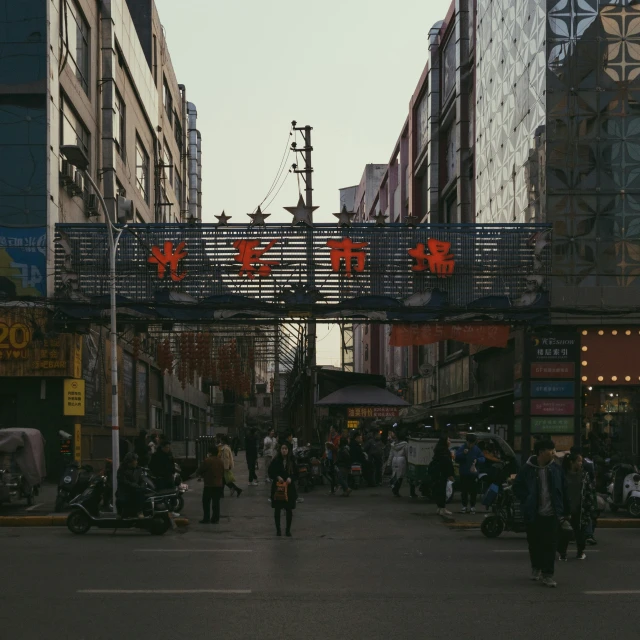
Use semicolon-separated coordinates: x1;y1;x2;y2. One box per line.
2;462;640;640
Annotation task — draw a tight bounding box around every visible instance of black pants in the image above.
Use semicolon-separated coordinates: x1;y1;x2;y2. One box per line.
372;458;383;485
526;516;558;576
557;514;586;557
460;475;478;508
202;486;222;523
274;506;293;533
392;477;403;495
434;477;448;509
247;458;257;483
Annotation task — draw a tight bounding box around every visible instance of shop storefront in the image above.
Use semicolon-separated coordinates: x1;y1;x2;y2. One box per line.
580;328;640;462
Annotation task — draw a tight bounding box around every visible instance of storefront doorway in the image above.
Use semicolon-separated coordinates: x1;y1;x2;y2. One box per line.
583;386;640;462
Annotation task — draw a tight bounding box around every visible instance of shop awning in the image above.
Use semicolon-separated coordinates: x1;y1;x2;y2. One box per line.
432;390;513;417
316;385;410;407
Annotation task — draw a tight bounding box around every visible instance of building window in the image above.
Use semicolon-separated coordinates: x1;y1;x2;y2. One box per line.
263;397;271;408
175;172;183;211
174;110;183;152
116;179;126;197
162;140;173;200
163;76;173;127
60;96;90;157
135;135;150;204
444;126;457;184
442;35;456;102
64;0;90;95
114;90;126;159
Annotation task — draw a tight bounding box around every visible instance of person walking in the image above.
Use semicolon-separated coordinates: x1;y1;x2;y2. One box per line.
513;439;568;588
245;428;259;486
430;435;454;516
268;442;298;536
364;431;385;486
197;444;224;524
455;433;485;514
325;426;340;494
134;430;150;467
220;435;243;497
557;452;597;561
149;440;176;490
263;429;277;484
386;429;408;497
336;437;353;497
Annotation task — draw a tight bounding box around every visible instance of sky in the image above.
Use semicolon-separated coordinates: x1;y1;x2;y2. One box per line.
155;0;452;366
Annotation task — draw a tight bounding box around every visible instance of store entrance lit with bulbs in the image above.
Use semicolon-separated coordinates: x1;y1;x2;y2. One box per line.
580;328;640;459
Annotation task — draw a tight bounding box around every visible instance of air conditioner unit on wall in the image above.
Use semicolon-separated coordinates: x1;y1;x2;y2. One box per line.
85;192;99;217
117;195;134;222
67;171;84;197
59;159;74;185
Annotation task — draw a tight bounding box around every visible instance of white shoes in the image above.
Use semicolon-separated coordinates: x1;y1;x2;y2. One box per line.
437;508;453;516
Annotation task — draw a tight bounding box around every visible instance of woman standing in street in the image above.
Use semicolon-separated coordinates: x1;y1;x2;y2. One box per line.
263;429;278;484
430;435;455;516
386;428;408;497
220;435;243;497
268;443;298;536
558;452;596;561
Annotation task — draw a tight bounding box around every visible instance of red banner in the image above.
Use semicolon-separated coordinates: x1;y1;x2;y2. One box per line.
389;324;510;348
347;407;400;418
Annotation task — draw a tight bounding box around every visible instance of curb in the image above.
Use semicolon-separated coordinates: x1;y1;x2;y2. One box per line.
0;516;190;528
445;519;640;530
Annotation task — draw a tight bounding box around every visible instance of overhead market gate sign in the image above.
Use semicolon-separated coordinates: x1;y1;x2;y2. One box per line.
54;223;551;322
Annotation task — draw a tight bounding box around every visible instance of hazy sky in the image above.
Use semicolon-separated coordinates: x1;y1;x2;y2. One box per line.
155;0;451;365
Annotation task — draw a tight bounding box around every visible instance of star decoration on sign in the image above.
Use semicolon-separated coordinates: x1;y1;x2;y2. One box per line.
215;211;232;226
248;206;270;226
374;212;388;226
333;204;356;227
284;195;318;226
405;214;418;227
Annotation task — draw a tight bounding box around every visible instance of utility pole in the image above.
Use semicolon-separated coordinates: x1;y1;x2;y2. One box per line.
292;124;316;442
273;324;280;432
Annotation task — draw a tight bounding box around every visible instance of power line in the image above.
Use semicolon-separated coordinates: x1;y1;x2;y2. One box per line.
256;124;293;211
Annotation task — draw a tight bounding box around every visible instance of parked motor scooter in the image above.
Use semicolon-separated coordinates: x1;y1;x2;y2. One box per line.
607;463;640;518
140;462;187;512
66;474;176;535
55;461;94;512
481;483;527;538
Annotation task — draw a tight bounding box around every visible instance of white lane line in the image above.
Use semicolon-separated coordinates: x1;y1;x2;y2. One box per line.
25;503;43;512
584;590;640;595
78;589;251;595
493;549;600;553
134;549;253;553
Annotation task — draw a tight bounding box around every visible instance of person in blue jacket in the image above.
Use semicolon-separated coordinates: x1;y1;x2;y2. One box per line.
512;438;567;588
455;433;485;514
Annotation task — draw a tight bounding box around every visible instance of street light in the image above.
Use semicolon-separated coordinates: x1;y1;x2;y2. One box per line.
61;145;126;510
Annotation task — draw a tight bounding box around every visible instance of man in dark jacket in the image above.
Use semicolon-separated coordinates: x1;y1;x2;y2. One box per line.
364;431;385;486
513;438;567;588
197;444;224;524
149;441;175;490
245;429;258;486
455;434;486;514
116;452;145;517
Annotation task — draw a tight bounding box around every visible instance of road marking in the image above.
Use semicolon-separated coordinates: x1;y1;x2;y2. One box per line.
493;549;599;553
584;590;640;595
78;589;251;595
25;503;43;512
133;549;253;553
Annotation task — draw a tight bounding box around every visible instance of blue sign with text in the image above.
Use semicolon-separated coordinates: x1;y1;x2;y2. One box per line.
530;381;575;398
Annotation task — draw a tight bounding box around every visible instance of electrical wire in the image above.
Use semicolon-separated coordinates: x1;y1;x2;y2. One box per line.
256;124;294;210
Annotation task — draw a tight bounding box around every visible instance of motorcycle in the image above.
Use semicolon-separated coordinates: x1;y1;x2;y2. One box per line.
66;474;176;536
295;447;313;493
607;463;640;518
141;463;187;512
55;462;95;512
481;483;527;538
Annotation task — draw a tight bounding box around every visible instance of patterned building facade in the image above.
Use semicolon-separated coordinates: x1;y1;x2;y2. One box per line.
342;0;640;458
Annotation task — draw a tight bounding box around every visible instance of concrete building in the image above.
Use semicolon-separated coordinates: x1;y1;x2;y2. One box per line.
341;0;640;458
0;0;207;474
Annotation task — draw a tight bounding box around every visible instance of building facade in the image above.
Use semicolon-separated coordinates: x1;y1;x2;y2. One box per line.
342;0;640;459
0;0;207;475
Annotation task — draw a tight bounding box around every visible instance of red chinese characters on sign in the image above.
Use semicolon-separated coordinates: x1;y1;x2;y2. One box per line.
148;241;188;281
233;239;279;279
408;239;455;277
327;238;369;278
